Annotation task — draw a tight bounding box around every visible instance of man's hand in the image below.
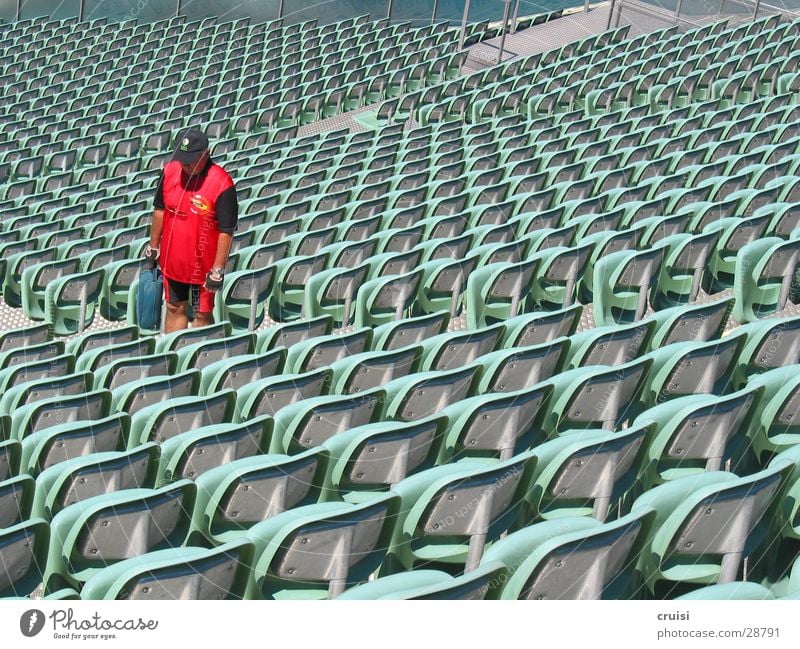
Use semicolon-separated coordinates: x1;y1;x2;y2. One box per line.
205;267;224;292
144;244;159;268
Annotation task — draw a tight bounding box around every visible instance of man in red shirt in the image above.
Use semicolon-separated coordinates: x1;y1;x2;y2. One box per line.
145;128;238;332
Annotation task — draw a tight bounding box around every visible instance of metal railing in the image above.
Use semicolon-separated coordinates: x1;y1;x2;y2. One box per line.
609;0;800;31
2;0;535;26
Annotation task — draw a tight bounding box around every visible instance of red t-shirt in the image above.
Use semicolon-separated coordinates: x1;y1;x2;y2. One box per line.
154;159;237;284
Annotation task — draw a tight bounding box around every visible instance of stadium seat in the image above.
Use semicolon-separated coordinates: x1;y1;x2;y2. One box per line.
633;465;791;595
30;444;160;520
270;388;385;454
384;455;535;573
189;448;328;544
336;561;505;599
155;416;273;486
733;237;800;323
544;358;652;433
127;390;237;448
80;539;255;600
523;425;649;521
482;510;654;599
43;481;197;592
243;493;399;599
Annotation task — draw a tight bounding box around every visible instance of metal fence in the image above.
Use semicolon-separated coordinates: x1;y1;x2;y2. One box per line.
608;0;800;35
0;0;584;26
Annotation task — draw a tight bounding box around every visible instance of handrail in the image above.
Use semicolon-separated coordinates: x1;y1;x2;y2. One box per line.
614;0;800;34
612;0;712;28
742;0;800;17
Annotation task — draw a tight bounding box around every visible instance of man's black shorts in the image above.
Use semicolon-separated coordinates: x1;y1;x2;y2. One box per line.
163;276;215;313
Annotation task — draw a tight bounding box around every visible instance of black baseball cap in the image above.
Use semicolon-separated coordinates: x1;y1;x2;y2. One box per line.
173;128;209;164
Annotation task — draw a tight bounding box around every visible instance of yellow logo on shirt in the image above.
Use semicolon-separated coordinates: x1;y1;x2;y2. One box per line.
190;195;213;213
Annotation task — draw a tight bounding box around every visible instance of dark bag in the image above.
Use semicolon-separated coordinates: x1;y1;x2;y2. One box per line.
136;267;163;331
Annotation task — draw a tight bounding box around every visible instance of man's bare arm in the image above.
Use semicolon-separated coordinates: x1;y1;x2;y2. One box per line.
213;232;233;269
149;209;164;248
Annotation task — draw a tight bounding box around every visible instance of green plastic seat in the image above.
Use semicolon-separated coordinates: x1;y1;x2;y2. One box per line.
733;237;800;323
327;345;421;395
174;332;255;372
414;256;478;317
0;438;20;481
767;446;800;566
577;227;638;303
43;481;197;592
746;366;800;461
243;494;400;599
199;348;286;395
703;215;771;294
0;518;50;597
734;316;800;387
155;416;273;487
633;465;790;595
234;367;333;421
74;337;156;375
19;414;131;478
43;268;105;335
464;259;541;328
0;473;34;530
128;390;237;449
482;509;654;599
544;358;652;433
440;383;553;463
255;315;333;352
336;561;505;600
270;388;386;454
0;371;93;418
385;455;536;574
100;259;149;321
371;310;450;351
30;444;160;521
0;323;50;355
675;582;776;600
189;448;328;545
284;328;372;373
593;247;667;326
417;324;504;372
530;244;592;310
111;369;201;418
269;253;329;322
354;268;425;327
213;266;275;331
646;297;734;350
383;365;479;422
65;325;140;359
319;416;447;502
502;304;583;347
652;231;719;309
474;338;569;394
566;320;654;368
9;389;112;442
2;247;59;309
633;386;763;490
155;321;232;353
20;257;82;321
302;262;371;328
92;352;178;391
641;332;746;408
523;424;650;522
80;539;255;600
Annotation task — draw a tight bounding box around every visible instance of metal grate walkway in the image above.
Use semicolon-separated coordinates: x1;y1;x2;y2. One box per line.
464;5;613;69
